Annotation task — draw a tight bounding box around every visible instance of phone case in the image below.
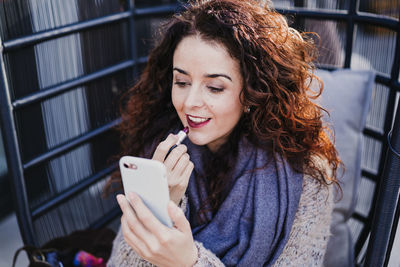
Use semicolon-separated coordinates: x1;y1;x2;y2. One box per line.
119;156;173;227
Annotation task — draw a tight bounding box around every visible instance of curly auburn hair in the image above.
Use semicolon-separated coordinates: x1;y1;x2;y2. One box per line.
105;0;341;212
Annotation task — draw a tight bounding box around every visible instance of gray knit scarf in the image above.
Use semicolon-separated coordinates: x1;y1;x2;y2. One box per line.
183;137;303;266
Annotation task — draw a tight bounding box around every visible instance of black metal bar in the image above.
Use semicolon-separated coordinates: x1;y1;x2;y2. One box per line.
361;169;378;183
385;197;400;266
133;3;181;17
394;81;400;92
375;73;392;86
3;11;132;52
353;211;369;224
344;0;357;68
355;13;399;31
276;8;399;31
13;60;135;109
390;23;400;82
90;207;121;230
365;105;400;266
0;45;36;245
276;8;348;20
363;128;384;140
32;164;117;219
355;224;371;260
23;118;121;170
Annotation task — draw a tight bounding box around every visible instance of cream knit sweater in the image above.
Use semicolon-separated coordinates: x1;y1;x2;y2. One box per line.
107;174;333;266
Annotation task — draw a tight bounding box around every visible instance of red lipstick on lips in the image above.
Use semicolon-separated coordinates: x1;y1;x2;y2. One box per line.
186;114;211;128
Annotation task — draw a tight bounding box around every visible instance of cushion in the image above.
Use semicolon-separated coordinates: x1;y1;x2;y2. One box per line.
312;69;375;267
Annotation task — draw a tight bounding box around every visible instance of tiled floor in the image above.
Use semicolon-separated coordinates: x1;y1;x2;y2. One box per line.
0;212;399;266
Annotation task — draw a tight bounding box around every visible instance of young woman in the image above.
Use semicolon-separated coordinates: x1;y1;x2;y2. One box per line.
106;0;340;266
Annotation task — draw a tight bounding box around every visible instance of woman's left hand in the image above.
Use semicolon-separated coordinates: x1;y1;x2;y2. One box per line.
117;192;198;267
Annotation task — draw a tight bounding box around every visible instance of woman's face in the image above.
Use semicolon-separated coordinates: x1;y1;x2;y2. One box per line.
172;35;244;152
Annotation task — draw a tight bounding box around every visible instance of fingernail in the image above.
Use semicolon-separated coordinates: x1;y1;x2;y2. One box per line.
129;192;138;201
116;194;123;205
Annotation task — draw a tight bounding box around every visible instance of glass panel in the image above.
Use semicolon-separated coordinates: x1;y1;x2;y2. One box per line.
0;0;127;41
359;0;400;19
351;24;397;75
354;177;376;217
271;0;350;10
6;21;129;100
33;177;116;246
301;19;346;67
366;83;389;133
361;135;382;175
15;69;131;162
25;129;119;209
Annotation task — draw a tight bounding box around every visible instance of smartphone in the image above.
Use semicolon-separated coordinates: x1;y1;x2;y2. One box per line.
119;156;173;227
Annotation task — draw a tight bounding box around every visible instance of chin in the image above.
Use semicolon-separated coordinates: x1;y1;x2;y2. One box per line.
187;136;209;147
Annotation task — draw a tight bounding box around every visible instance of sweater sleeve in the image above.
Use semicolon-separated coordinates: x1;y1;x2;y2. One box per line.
107;195;225;267
272;174;334;267
107;226;157;267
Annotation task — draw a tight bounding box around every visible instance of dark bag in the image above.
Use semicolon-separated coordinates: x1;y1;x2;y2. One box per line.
12;228;115;267
12;246;63;267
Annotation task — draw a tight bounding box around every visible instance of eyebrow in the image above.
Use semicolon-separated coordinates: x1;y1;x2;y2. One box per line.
173;67;232;82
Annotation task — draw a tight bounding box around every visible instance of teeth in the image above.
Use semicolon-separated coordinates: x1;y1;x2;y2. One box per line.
188;115;209;123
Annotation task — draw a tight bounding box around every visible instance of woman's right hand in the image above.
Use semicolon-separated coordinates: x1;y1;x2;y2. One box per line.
152;134;194;205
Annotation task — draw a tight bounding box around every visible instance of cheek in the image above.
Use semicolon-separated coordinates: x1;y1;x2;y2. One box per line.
211;98;242;117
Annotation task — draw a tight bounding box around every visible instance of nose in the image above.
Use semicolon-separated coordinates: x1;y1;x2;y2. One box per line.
183;83;204;109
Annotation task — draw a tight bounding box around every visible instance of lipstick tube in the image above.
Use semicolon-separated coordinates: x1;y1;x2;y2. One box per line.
164;127;189;160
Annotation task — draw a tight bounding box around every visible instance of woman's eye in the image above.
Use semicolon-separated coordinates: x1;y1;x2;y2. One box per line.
174;81;189;87
208;86;224;93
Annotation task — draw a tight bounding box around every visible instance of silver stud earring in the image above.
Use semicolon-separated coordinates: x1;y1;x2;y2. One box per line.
245;106;250;113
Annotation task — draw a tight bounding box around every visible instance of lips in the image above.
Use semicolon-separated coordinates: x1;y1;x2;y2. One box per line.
186;114;211;128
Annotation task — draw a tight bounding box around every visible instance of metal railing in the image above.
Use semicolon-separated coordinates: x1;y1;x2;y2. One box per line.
0;1;181;246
